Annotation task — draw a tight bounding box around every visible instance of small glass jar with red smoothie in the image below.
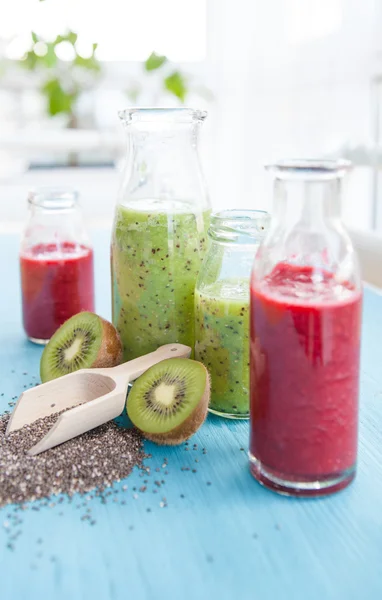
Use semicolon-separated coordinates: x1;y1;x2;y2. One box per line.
249;160;362;497
20;188;95;344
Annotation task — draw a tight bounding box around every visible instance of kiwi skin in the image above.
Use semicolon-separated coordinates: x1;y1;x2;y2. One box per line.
92;316;123;368
40;312;123;382
141;367;210;446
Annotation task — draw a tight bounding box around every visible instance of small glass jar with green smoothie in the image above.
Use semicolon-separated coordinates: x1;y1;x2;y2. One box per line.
195;210;270;418
111;108;211;360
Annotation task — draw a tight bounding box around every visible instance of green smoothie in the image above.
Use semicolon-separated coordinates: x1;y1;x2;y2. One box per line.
195;279;250;417
111;199;210;360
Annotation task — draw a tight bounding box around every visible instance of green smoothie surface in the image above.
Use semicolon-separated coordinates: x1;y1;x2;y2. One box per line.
111;199;210;360
195;278;250;417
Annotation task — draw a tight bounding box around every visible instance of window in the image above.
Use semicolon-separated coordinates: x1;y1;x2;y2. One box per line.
1;0;207;61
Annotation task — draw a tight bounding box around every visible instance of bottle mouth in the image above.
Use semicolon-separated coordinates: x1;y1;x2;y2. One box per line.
209;210;271;243
266;159;352;181
28;187;78;210
118;107;208;126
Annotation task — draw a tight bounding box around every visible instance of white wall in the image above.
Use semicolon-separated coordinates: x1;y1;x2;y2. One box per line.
205;0;379;230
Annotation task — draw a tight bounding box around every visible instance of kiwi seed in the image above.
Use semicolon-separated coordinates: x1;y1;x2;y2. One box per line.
40;312;123;382
127;358;210;445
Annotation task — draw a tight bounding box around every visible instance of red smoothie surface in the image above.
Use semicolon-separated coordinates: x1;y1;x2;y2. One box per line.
20;242;94;341
250;263;362;479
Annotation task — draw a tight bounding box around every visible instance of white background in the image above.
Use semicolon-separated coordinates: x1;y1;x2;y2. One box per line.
0;0;381;231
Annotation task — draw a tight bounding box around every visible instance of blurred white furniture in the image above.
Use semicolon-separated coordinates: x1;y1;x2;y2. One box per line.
0;167;119;232
350;229;382;289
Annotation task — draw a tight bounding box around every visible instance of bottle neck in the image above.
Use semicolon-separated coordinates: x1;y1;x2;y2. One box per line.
29;205;78;217
28;188;78;214
126;123;199;155
273;178;341;230
253;159;359;286
208;210;270;246
23;199;89;253
119;118;209;210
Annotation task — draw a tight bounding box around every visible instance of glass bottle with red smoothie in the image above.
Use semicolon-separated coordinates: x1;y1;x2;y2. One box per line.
249;160;362;496
20;188;94;344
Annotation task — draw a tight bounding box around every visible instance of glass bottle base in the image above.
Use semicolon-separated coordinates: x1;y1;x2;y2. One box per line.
249;452;356;497
208;407;249;420
28;336;50;346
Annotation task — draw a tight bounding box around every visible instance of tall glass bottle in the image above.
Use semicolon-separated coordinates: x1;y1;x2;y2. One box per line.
111;108;211;360
250;160;362;496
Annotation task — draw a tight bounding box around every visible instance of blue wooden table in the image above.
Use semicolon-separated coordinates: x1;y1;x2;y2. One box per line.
1;230;382;600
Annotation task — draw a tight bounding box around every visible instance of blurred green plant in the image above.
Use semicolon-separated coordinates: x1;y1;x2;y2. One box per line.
163;71;187;103
4;39;210;127
145;52;167;72
127;51;211;105
17;30;101;125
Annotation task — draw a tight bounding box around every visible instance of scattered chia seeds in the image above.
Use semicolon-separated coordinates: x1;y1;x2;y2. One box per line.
0;411;144;508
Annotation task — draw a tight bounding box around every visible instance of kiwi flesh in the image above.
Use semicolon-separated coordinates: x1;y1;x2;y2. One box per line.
40;312;123;382
127;358;210;445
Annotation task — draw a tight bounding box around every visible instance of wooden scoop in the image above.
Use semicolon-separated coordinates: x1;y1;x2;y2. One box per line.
6;343;191;456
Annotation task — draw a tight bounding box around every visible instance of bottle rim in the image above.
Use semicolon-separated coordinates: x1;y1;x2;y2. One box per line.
118;107;208;125
266;159;352;181
209;209;271;243
28;187;78;210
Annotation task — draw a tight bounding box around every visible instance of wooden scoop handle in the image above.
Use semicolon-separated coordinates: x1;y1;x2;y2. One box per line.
108;343;192;381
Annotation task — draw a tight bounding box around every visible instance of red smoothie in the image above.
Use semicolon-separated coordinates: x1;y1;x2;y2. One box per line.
20;242;94;342
250;263;362;489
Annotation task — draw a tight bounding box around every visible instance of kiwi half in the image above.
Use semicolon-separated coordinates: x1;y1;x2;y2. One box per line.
127;358;210;445
40;312;123;382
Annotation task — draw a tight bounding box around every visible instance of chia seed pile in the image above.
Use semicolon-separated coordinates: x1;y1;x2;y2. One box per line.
0;410;144;507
